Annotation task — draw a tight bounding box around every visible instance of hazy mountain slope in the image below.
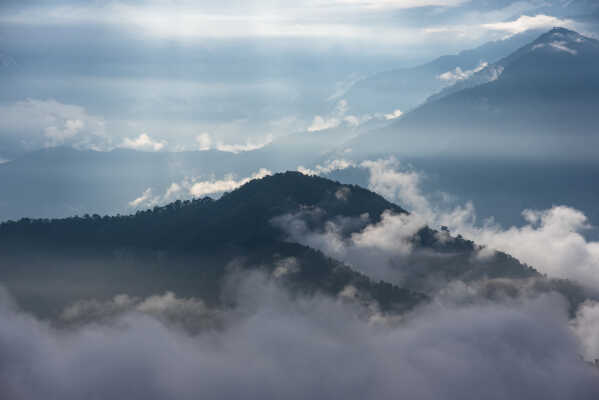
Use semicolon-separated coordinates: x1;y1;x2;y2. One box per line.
347;28;599;159
342;30;541;115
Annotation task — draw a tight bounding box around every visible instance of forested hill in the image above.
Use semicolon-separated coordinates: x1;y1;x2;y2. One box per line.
0;172;423;315
1;171;568;319
0;171;405;250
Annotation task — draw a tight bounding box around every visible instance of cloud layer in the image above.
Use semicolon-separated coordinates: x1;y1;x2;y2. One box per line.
295;158;599;292
0;275;598;399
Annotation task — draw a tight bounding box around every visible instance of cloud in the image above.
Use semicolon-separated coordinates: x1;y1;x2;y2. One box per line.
454;206;599;290
361;158;432;217
164;182;182;199
548;41;578;55
307;99;372;132
0;98;109;157
61;291;220;332
129;188;154;207
483;14;574;36
195;133;212;151
273;208;426;283
121;133;166;151
384;109;403;120
437;61;489;84
127;168;272;209
215;135;273;153
194;132;272;153
358;158;599;291
189;168;272;197
291;158;599;292
571;300;599;362
0;277;598;399
297;159;356;176
129;184;182;209
0;1;470;42
307;115;341;132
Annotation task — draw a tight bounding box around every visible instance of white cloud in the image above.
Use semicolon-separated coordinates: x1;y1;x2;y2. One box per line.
127;168;272;209
195;132;272;153
571;300;599;362
164;182;182;199
215;135;273;153
308;99;372;132
456;206;599;290
273;208;426;282
195;133;212;151
384;109;403;120
308;116;342;132
1;1;469;41
189;168;272;197
129;188;154;207
361;158;431;217
0;98;109;155
298;159;356;176
483;14;573;36
358;158;599;290
549;41;578;55
351;210;425;255
121;133;166;151
329;0;468;9
44;118;85;144
438;61;489;85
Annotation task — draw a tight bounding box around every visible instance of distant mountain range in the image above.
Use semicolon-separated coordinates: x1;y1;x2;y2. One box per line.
2;27;599;224
346;28;599;159
342;29;542;115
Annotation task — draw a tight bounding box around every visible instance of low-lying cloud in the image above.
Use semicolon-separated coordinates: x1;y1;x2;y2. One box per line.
294;157;599;292
0;275;597;399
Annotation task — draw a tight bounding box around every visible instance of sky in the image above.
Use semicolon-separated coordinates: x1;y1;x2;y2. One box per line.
0;0;596;159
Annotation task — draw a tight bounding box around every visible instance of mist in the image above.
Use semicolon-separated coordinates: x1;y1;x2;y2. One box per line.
1;271;598;400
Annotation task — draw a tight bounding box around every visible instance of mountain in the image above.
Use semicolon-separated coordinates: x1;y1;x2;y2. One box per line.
0;172;548;317
426;27;598;102
346;28;599;159
342;29;542;115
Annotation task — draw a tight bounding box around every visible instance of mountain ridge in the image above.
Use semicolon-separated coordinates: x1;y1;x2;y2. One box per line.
346;27;599;159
